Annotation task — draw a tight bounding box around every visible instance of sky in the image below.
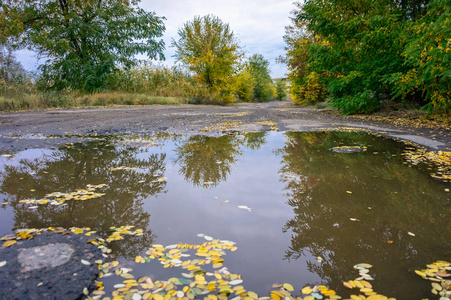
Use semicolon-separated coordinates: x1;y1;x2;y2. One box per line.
16;0;294;78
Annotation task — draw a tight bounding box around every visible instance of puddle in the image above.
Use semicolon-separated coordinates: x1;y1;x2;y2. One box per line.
0;131;450;300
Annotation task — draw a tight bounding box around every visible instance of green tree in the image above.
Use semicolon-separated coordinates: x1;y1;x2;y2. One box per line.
171;15;241;103
247;54;276;102
274;78;288;100
0;44;30;95
1;0;166;92
282;5;327;105
389;0;451;115
234;68;255;102
287;0;449;114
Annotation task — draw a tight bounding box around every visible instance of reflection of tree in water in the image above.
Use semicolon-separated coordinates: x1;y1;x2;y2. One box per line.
0;140;167;259
175;133;267;187
277;132;451;299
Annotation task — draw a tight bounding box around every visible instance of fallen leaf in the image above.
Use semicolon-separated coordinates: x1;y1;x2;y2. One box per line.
3;240;16;247
81;259;91;266
283;283;294;292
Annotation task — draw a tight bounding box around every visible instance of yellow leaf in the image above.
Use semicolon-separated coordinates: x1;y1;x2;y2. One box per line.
3;240;16;247
302;287;313;294
367;295;388;300
270;292;280;300
415;270;426;277
283;283;294;292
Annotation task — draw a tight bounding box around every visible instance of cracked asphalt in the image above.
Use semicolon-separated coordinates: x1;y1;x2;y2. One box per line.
0;101;450;151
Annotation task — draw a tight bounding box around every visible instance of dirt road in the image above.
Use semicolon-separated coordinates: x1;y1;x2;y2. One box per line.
1;101;450;151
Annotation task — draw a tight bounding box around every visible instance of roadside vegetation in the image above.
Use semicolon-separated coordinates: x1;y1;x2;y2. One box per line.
283;0;451;116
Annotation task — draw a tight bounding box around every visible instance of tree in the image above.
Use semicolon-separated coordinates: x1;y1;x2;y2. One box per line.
286;0;449;115
247;54;276;102
172;15;241;103
282;4;327;105
274;78;288;100
389;0;451;115
0;43;30;95
1;0;166;92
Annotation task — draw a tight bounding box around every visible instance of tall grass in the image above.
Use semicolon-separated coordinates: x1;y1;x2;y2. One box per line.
0;63;205;112
0;62;285;112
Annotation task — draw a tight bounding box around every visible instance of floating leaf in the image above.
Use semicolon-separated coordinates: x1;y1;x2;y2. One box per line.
283;283;294;292
350;218;360;222
0;261;6;267
408;232;416;237
229;279;243;285
302;287;313;294
3;240;16;247
415;270;426;277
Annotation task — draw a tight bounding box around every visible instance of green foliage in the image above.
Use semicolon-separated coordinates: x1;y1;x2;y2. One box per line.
247;54;276;102
274;78;288;100
2;0;166;93
285;0;450;114
106;63;208;99
234;69;255;102
282;5;327;105
389;0;451;115
172;15;241;103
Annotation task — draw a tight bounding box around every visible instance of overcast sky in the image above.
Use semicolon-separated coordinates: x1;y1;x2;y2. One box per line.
16;0;294;78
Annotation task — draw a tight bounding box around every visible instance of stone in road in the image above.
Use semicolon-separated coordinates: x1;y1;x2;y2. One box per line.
0;231;103;300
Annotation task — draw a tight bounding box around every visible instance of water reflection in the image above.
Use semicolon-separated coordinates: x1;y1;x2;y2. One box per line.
278;132;451;298
174;133;267;187
0;140;167;259
0;131;449;299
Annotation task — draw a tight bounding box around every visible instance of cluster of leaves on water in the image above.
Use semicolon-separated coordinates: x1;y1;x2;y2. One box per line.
402;148;451;181
18;184;108;207
415;261;451;299
86;234;398;300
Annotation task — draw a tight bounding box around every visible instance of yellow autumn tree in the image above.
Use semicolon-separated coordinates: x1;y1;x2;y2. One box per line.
171;15;242;103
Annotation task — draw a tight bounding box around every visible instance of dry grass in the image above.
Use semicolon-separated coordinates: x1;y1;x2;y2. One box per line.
0;92;188;112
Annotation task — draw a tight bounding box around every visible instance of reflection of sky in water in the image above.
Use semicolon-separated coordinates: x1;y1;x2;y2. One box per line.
0;131;449;299
140;133;314;294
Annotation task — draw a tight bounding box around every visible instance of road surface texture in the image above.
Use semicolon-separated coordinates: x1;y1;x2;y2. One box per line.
0;101;450;151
